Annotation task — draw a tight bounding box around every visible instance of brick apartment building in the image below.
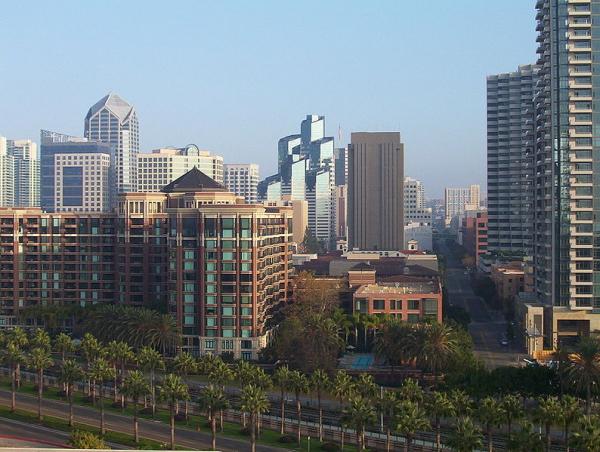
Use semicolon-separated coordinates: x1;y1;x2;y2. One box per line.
0;168;293;359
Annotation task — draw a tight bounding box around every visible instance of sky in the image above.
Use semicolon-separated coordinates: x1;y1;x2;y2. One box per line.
0;1;537;198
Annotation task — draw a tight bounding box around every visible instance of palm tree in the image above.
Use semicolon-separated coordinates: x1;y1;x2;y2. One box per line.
395;400;430;452
447;416;484;452
553;345;571;397
332;308;352;345
342;396;376;451
208;360;234;431
500;393;523;441
571;415;600;451
172;351;196;419
8;327;28;389
355;373;378;399
418;322;458;382
361;313;378;351
158;373;189;450
59;359;83;427
240;384;270;452
27;347;53;421
89;358;115;435
30;329;51;351
2;342;24;412
121;370;150;444
332;370;355;450
559;395;581;452
198;384;229;451
137;346;165;416
378;390;399;452
567;337;600;414
54;332;75;363
428;391;455;451
80;333;102;396
535;396;562;452
476;396;503;452
310;369;330;442
507;421;544;452
399;378;424;406
113;341;134;409
273;365;291;435
288;370;309;446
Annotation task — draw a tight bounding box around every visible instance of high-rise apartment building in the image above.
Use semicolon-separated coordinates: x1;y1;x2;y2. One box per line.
224;164;259;204
0;137;13;207
348;132;404;251
259;115;335;247
444;185;480;225
528;0;600;346
137;145;223;192
0;137;40;208
487;65;539;255
84;93;139;193
404;177;432;225
0;168;293;359
40;130;114;212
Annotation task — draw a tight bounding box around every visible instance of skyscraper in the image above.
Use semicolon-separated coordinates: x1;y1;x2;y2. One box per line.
0;137;40;208
487;65;539;256
404;177;432;225
40;130;114;212
84;93;139;193
0;137;13;207
444;185;481;225
224;163;259;203
347;132;404;251
532;0;598;336
137;145;223;192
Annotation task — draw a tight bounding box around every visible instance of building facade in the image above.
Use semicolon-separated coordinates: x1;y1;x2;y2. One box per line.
487;65;539;256
0;137;39;208
40;130;114;213
0;137;14;207
0;168;293;359
444;185;480;225
224;163;259;204
404;177;432;225
84;93;139;193
138;146;223;192
528;0;600;347
347;132;404;251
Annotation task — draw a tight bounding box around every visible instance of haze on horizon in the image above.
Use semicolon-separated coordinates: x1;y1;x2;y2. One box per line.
0;0;536;198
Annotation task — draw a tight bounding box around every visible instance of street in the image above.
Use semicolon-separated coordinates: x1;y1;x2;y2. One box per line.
437;238;522;368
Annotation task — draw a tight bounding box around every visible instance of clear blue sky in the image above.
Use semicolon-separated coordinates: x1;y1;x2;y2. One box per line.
0;0;536;198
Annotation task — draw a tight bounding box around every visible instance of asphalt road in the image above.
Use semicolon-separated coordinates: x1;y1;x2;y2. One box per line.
0;389;284;452
437;239;522;369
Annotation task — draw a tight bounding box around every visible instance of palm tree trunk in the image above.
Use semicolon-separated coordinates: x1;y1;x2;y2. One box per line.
280;389;285;434
545;425;550;452
16;363;20;389
341;428;345;451
170;404;175;450
68;389;74;427
211;414;217;450
120;363;125;409
250;413;257;452
133;401;139;443
151;369;156;417
318;393;323;442
296;397;302;446
487;427;493;452
100;385;106;435
587;382;592;415
37;369;44;420
436;418;441;451
220;409;224;431
113;366;118;403
364;326;368;350
404;435;412;452
386;427;391;452
565;424;570;452
10;366;16;412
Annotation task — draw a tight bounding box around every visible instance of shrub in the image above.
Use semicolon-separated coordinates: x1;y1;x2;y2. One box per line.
70;430;108;449
174;413;186;422
139;407;153;415
240;426;251;436
278;434;296;444
321;442;340;452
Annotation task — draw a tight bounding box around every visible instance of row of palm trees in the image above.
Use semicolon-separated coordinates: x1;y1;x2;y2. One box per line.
4;327;600;451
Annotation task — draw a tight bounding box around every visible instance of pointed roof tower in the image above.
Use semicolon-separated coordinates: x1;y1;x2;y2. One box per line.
85;93;135;122
161;167;227;193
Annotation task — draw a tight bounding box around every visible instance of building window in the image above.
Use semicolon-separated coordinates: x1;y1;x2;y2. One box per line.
373;299;385;310
408;299;420;310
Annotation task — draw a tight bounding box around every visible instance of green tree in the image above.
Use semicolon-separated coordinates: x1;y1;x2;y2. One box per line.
54;332;75;363
137;346;165;417
172;351;197;419
208;360;234;432
310;369;330;442
400;378;424;406
342;396;376;451
30;328;51;351
507;421;544;452
378;390;399;452
113;341;134;409
158;373;189;450
500;393;523;441
332;370;355;451
2;342;24;412
428;391;455;451
273;365;291;435
567;337;600;414
300;226;322;254
355;373;378;399
395;400;430;452
70;430;107;449
8;327;28;389
534;396;562;452
240;384;270;452
446;417;484;452
121;370;150;444
571;415;600;452
558;395;581;452
80;333;102;396
476;396;503;452
288;370;309;446
89;357;115;435
198;384;229;451
59;359;84;427
418;322;458;382
27;347;53;420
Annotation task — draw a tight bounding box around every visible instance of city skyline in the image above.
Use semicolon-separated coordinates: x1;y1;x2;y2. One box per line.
0;0;536;197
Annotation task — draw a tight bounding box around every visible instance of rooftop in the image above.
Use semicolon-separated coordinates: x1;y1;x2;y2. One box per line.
161;167;226;193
